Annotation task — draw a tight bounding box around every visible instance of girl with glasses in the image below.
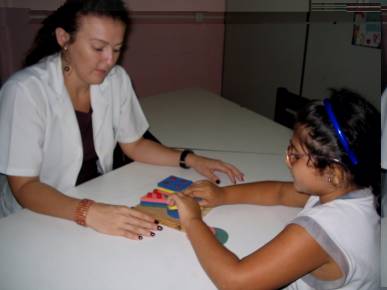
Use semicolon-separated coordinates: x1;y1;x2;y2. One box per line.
171;88;380;289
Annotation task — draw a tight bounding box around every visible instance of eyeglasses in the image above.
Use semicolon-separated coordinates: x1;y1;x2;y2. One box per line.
286;140;343;168
286;142;310;166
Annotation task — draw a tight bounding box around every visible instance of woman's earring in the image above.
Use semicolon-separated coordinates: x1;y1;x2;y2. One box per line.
62;46;71;73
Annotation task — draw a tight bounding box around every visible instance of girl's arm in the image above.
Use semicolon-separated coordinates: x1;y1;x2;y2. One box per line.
187;221;329;290
184;180;309;208
171;193;331;290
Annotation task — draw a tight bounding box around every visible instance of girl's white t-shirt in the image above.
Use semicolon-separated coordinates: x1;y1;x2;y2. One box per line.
286;188;380;290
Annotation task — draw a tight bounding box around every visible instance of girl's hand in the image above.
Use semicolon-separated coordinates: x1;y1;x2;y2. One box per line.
85;202;161;240
170;192;202;230
186;154;244;184
183;180;225;207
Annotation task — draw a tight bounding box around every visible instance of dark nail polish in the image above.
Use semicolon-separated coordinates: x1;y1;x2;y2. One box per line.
154;219;160;224
157;225;163;231
150;232;156;237
138;235;143;240
216;179;220;184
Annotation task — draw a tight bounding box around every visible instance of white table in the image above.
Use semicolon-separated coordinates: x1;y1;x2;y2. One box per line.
0;89;298;289
0;151;300;290
140;88;292;154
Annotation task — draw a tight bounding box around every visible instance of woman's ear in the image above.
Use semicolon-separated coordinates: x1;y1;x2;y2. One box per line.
55;27;70;48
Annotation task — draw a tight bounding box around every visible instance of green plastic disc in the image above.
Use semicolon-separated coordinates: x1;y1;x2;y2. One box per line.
214;227;229;244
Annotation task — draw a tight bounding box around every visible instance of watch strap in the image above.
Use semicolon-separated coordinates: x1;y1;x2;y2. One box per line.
179;149;193;169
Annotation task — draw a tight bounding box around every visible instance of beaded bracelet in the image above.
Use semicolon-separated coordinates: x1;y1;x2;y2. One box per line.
74;199;95;226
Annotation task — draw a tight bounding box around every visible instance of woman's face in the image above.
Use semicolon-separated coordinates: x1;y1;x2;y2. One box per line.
65;15;126;86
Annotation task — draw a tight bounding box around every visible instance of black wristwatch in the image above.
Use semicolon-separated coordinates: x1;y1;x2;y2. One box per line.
179;149;194;169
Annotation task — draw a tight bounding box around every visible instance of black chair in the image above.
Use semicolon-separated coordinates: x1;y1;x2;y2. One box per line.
274;87;309;129
113;130;161;169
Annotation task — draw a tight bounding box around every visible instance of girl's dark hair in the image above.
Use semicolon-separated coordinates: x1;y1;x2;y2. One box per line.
23;0;130;67
295;88;381;212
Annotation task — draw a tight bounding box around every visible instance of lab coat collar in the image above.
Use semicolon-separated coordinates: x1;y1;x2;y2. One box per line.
91;84;110;140
47;53;68;101
50;54;114;170
45;54;112;170
46;53;112;105
45;53;111;138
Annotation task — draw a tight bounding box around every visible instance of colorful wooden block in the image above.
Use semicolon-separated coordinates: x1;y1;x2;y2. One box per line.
140;201;166;208
157;175;193;192
140;191;169;207
167;208;179;219
155;187;175;195
167;204;177;210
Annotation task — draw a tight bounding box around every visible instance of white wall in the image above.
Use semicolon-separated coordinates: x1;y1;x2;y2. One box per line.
303;12;381;109
226;0;309;12
311;0;381;3
222;11;381;119
222;13;307;119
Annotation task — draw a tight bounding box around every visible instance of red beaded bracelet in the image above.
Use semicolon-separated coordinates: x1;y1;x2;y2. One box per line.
74;199;95;226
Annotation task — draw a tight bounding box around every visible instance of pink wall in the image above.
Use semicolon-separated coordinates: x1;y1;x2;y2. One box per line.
0;8;36;84
0;8;225;97
3;0;225;12
125;0;225;12
123;13;224;97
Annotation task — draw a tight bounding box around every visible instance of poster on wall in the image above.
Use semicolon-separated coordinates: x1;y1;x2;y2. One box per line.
352;12;381;48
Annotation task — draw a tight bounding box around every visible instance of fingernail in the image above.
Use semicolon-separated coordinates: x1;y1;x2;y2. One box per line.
216;179;220;184
157;225;163;231
154;219;159;224
138;235;143;240
150;232;156;237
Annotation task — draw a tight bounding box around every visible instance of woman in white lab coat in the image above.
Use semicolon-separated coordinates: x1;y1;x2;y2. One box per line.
0;0;243;239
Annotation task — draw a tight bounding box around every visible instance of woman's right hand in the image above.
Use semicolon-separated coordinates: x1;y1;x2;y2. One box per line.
85;203;161;240
183;180;226;207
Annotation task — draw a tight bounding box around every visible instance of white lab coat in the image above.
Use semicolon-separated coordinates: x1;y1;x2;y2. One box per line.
0;54;148;217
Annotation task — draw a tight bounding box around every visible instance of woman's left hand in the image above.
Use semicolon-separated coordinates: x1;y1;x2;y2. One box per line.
169;192;202;230
186;154;244;184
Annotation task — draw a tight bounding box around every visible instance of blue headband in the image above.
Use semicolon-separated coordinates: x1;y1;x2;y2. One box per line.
323;99;358;165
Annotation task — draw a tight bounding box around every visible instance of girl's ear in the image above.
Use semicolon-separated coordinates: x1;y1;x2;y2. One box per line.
326;164;346;188
55;27;71;48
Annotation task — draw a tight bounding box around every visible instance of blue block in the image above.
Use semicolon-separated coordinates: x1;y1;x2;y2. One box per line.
157;175;193;192
140;201;167;208
167;208;180;219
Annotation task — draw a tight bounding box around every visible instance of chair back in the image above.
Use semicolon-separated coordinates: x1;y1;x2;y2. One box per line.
274;87;309;129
